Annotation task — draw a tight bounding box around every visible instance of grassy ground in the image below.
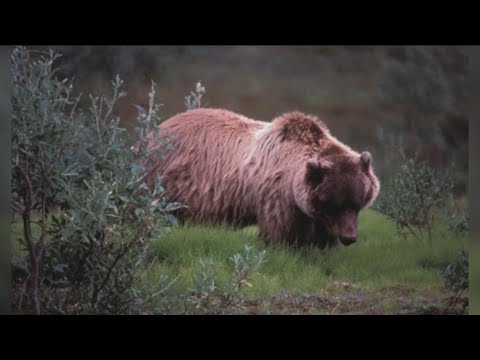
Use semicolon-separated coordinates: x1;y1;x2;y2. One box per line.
10;208;467;314
135;209;467;315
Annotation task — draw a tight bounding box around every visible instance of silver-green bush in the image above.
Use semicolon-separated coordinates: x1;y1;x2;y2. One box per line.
11;46;182;314
374;149;455;245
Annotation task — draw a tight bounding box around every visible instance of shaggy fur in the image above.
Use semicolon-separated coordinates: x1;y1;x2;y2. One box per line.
146;108;380;248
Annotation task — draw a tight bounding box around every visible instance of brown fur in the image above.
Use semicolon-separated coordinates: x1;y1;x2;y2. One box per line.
146;108;380;248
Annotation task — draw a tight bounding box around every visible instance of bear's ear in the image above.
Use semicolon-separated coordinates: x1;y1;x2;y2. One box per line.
306;158;332;184
360;151;372;172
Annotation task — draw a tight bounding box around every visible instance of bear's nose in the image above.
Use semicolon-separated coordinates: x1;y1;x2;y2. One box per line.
339;236;357;246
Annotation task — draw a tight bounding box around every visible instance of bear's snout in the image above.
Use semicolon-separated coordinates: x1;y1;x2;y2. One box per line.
339;236;357;246
334;210;358;246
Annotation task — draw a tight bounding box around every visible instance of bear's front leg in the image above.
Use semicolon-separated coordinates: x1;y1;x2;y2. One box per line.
256;206;300;246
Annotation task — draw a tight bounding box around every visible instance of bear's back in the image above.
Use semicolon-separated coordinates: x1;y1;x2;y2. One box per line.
151;108;264;225
159;108;263;137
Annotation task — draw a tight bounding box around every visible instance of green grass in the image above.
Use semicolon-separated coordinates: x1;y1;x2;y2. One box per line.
136;209;466;314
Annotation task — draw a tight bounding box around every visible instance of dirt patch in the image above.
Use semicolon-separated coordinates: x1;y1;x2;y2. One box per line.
238;287;467;315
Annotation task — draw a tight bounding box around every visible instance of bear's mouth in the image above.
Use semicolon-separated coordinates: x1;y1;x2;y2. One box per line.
338;236;356;246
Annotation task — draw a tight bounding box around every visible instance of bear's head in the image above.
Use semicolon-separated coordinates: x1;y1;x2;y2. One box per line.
293;151;380;246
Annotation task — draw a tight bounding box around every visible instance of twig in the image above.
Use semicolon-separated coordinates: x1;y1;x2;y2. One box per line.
91;244;131;307
152;275;180;298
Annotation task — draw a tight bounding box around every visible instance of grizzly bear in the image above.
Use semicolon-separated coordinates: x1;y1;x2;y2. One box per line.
146;108;380;248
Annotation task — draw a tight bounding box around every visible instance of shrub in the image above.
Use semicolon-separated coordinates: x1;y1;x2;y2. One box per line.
186;245;266;314
443;249;468;314
374;148;455;245
11;46;182;314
